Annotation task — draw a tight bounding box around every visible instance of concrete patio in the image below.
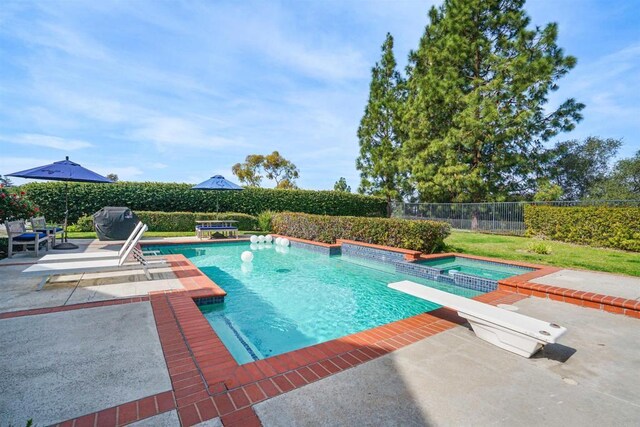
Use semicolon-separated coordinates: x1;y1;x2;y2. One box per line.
255;297;640;426
1;238;639;426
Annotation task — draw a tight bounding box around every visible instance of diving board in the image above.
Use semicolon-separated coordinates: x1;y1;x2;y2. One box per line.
388;280;567;357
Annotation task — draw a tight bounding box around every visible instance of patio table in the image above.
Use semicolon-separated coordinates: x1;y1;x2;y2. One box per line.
195;220;238;239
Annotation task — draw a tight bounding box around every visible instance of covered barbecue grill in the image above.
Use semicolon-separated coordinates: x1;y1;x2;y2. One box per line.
92;207;139;241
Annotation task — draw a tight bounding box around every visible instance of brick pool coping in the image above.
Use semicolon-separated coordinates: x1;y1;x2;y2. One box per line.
6;237;636;426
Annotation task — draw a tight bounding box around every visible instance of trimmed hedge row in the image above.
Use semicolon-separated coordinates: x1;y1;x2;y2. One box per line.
271;212;450;253
21;182;387;223
72;211;259;232
524;205;640;252
137;211;258;232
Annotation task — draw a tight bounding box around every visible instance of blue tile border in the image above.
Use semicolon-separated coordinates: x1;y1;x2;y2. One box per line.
341;243;406;264
290;240;341;256
395;260;498;293
194;295;225;305
419;256;534;274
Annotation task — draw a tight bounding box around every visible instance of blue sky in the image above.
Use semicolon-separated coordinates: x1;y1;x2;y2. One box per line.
1;0;639;189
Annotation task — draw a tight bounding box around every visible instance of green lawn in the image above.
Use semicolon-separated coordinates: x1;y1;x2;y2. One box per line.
445;231;640;277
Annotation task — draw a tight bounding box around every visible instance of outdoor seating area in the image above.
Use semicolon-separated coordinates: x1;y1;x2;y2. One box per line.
4;219;50;258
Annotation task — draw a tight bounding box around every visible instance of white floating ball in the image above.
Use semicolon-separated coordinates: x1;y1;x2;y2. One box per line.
258;235;266;243
265;234;273;243
241;251;254;263
282;238;290;247
275;237;282;246
249;243;258;250
250;235;258;243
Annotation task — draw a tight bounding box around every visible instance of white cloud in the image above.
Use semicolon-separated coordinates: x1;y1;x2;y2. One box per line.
129;116;248;151
1;134;93;150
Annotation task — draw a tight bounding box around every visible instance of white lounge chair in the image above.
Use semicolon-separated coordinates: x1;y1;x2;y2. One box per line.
23;225;167;291
38;221;145;263
388;280;567;357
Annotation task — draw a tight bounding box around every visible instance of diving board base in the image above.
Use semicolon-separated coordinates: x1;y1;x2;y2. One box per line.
460;313;545;358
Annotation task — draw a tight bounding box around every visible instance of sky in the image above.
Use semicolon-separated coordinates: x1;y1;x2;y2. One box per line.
1;0;639;189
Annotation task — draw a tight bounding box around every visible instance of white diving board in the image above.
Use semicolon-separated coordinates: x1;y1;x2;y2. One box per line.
388;280;567;358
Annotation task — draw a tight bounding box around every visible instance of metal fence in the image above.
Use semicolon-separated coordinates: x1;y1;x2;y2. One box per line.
391;200;640;235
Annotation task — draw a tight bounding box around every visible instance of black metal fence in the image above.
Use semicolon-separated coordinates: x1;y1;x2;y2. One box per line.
391;200;640;235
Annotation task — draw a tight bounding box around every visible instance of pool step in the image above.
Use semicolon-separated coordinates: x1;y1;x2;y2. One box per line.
209;315;264;364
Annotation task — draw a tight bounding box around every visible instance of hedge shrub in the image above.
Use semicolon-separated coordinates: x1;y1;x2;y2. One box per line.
139;211;258;232
21;182;387;223
71;211;259;232
524;205;640;252
271;212;450;253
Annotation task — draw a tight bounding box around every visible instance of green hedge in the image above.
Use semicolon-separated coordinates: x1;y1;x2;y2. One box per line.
21;182;387;223
72;211;259;232
137;211;258;232
524;205;640;252
271;212;450;253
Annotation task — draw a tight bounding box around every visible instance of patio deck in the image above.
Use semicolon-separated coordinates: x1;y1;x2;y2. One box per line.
0;238;638;426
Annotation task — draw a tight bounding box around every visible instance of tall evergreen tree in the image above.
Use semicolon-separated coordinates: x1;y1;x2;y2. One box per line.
356;33;407;212
403;0;584;202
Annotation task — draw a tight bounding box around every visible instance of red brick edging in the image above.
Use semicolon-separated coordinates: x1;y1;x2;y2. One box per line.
54;391;176;427
152;287;524;426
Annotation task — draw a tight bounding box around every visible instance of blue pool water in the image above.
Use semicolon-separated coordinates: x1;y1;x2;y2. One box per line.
417;256;534;281
149;242;483;364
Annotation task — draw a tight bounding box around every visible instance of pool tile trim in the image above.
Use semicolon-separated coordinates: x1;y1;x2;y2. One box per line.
499;271;640;319
151;287;524;426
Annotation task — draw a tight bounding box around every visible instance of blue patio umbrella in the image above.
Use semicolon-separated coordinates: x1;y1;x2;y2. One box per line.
191;175;243;216
8;156;113;249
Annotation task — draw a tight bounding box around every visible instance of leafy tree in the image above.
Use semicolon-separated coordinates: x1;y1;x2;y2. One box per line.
403;0;584;202
0;175;14;187
232;151;299;189
588;150;640;200
333;177;351;192
356;33;407;211
543;137;621;200
263;151;300;189
232;154;266;187
106;173;119;182
533;179;563;201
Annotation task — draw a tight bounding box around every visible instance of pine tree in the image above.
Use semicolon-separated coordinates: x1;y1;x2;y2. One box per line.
333;177;351;192
356;33;407;213
403;0;584;202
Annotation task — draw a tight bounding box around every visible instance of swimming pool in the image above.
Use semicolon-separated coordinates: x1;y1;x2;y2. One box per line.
417;256;534;281
149;242;483;364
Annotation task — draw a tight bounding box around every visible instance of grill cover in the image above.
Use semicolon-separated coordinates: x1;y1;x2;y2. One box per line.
92;207;139;241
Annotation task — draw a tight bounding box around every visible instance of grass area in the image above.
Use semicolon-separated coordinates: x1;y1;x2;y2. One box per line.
66;230;266;239
445;230;640;277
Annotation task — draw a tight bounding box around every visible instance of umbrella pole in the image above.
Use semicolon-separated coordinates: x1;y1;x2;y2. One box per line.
53;182;79;250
